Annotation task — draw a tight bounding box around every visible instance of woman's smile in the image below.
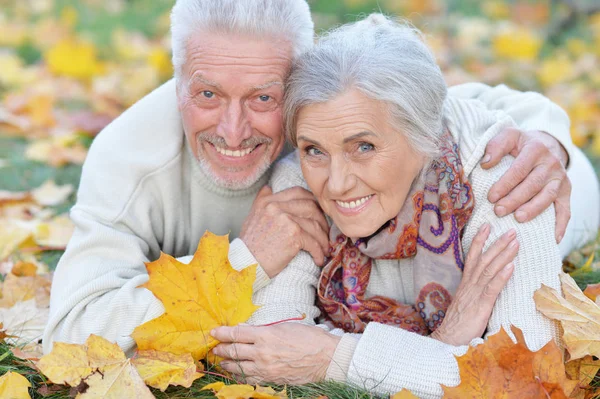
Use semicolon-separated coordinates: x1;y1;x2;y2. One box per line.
334;194;374;215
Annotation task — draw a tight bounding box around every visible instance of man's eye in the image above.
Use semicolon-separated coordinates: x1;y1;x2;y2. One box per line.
258;95;271;102
202;91;214;99
358;143;374;152
307;147;323;156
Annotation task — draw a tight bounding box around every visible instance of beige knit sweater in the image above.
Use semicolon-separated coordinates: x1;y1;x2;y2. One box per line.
255;97;563;398
43;80;571;396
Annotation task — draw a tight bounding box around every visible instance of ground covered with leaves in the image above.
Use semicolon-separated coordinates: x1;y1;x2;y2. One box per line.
1;0;600;398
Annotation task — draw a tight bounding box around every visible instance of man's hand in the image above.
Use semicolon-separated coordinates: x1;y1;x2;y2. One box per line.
240;186;329;278
211;323;340;385
481;128;571;243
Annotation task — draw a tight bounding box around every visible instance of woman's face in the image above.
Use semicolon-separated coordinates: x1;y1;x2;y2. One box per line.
296;89;426;238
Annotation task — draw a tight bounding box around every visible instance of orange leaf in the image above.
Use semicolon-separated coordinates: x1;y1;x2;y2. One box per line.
584;283;600;302
391;389;419;399
132;232;259;361
201;382;287;399
442;326;577;398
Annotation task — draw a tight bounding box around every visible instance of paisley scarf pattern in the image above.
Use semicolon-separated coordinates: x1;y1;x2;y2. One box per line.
317;130;474;335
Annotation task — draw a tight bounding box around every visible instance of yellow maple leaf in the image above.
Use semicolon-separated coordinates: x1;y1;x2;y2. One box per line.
0;371;31;399
78;360;155;399
201;382;287;399
565;355;600;399
132;350;204;391
492;27;541;61
0;273;51;308
535;272;600;361
132;232;259;361
442;326;578;398
36;341;92;386
391;389;419;399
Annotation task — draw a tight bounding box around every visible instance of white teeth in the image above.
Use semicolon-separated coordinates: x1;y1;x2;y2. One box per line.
215;146;254;157
336;195;372;209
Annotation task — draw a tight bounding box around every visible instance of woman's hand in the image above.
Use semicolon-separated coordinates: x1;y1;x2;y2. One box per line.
210;323;341;385
431;224;519;346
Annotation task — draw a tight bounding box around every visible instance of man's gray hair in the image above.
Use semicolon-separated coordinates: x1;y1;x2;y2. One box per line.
284;13;447;158
171;0;315;81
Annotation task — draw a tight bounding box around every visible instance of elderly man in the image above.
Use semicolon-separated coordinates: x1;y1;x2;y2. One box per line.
43;0;587;355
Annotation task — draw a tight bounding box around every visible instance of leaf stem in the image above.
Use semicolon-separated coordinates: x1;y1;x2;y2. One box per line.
258;314;306;327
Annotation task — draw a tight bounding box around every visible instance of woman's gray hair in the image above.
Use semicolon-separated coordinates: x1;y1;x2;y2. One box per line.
171;0;314;82
284;13;447;158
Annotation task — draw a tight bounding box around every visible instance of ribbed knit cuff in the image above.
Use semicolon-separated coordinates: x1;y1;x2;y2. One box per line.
325;334;359;383
229;238;271;292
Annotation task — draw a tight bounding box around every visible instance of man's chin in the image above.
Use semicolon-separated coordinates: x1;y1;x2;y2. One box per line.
197;158;272;190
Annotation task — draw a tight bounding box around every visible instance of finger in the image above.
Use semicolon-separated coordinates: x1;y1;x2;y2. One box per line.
297;229;327;266
513;178;563;224
292;215;329;254
257;185;273;198
211;325;259;344
481;263;514;305
481;128;520;169
463;224;490;279
277;199;329;233
212;343;256;361
220;360;258;377
554;180;571;243
479;239;519;285
494;165;549;217
480;229;517;267
269;186;318;202
488;143;540;204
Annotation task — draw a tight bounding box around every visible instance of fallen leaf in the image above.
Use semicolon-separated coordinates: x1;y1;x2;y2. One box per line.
0;299;48;345
78;360;155;399
391;389;419;399
201;382;286;399
535;273;600;360
132;232;259;361
584;283;600;302
11;342;44;361
31;180;74;207
132;350;203;391
34;214;74;249
11;261;38;277
0;273;51;308
442;326;577;398
0;371;32;399
37;340;92;386
565;355;600;399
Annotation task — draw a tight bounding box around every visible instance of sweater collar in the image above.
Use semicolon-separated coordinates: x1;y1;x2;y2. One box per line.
184;138;271;198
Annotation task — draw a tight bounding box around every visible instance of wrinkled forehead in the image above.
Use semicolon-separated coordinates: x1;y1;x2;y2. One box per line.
182;31;293;92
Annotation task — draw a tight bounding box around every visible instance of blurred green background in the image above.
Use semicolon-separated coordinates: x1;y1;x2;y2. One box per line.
0;0;599;276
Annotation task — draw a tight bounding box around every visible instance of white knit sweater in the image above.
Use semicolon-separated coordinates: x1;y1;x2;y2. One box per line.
255;97;563;398
43;79;572;390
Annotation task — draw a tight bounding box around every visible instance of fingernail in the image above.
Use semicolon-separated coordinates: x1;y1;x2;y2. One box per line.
495;206;506;216
556;234;563;243
504;229;516;239
503;263;514;273
515;210;526;221
481;154;491;164
509;239;518;248
210;329;216;336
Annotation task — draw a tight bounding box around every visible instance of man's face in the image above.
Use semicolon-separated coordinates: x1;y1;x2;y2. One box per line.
177;31;292;189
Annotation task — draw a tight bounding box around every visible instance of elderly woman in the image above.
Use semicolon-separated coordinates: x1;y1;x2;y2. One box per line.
211;14;600;398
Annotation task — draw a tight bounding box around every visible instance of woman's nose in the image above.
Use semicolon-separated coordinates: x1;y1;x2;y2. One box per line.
327;157;355;196
216;102;252;148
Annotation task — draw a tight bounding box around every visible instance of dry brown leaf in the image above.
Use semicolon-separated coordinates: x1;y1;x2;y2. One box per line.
11;342;44;362
391;389;419;399
0;371;32;399
534;272;600;360
31;180;74;207
132;232;259;361
132;350;203;391
0;299;48;345
0;273;51;308
442;326;577;398
584;283;600;302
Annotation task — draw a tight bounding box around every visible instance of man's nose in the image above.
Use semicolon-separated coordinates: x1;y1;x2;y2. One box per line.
327;157;355;197
216;102;252;148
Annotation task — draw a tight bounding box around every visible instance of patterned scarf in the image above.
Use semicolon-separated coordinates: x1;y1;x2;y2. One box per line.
317;131;474;335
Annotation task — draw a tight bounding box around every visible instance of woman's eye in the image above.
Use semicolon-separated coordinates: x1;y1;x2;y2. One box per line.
258;95;271;102
202;91;214;99
358;142;374;152
307;147;323;156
